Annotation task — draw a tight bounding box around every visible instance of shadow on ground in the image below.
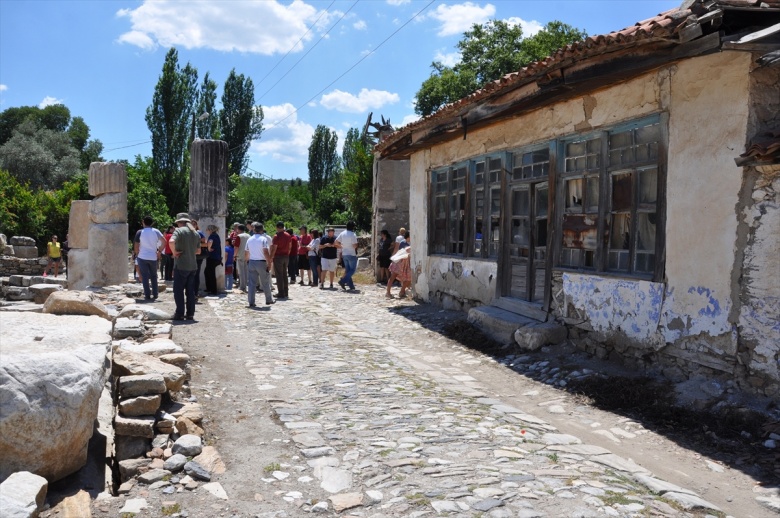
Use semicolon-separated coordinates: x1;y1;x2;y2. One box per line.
386;302;780;489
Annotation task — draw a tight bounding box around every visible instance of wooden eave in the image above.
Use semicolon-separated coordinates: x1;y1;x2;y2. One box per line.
378;33;723;161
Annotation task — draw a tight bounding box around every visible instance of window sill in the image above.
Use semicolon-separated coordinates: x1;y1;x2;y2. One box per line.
553;267;658;283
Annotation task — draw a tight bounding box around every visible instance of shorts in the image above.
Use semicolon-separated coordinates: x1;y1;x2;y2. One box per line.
378;256;391;268
321;258;338;272
297;255;310;269
50;257;61;263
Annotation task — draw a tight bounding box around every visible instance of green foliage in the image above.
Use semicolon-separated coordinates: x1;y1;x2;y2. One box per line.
314;173;349;225
220;69;264;176
145;47;199;216
0;119;81;189
124;156;171;236
415;20;587;116
229;176;311;230
0;104;74;146
307;125;340;206
0;169;90;253
341;128;374;231
196;72;220;139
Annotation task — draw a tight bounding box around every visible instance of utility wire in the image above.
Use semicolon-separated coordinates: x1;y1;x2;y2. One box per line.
103;140;151;152
255;0;337;88
258;0;360;102
264;0;437;132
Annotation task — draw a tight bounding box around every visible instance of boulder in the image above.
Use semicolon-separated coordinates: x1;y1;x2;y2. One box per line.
0;471;48;518
88;223;128;287
113;318;144;338
117;304;173;321
5;287;34;301
115;436;150;461
88;192;127;224
3;245;14;255
28;284;62;305
8;275;29;287
175;416;204;437
119;395;161;417
42;291;109;320
0;233;6;247
114;415;155;438
193;446;226;475
68;200;90;250
113;349;186;392
0;313;112;482
158;353;190;371
9;236;35;247
118;458;151;482
172;434;202;457
117;338;182;357
13;246;39;259
118;374;167;399
514;321;568;351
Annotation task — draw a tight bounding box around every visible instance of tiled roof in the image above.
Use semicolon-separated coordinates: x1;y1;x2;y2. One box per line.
377;0;780;154
736;131;780;165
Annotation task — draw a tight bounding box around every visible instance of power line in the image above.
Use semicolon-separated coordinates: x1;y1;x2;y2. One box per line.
103;140;151;152
264;0;437;132
258;0;360;102
255;0;337;88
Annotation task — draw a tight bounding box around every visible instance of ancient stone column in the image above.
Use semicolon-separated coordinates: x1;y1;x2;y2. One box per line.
68;200;91;289
87;162;128;287
189;140;229;293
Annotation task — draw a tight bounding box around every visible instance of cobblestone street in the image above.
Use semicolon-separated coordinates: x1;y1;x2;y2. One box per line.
94;279;775;518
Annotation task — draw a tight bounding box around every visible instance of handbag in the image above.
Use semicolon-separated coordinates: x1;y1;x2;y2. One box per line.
390;248;409;263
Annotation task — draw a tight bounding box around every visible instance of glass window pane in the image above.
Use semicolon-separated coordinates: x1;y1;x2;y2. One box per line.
636;123;660;145
567;141;585;157
611;173;632;212
513;189;529;216
490;188;501;214
586;177;599;211
636;212;656;251
536;186;548;217
610;213;631;250
639;168;657;204
535;218;548;247
512;218;529;246
565;179;583;210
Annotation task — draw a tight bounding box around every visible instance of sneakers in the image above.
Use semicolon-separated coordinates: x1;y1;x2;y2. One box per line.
319;284;324;290
298;280;305;285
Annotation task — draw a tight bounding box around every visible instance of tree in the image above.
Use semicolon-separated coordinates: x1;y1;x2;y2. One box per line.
124;155;171;237
145;47;199;216
219;69;264;176
307;125;339;206
196;72;220;140
414;20;587;116
341;128;374;231
0;119;81;190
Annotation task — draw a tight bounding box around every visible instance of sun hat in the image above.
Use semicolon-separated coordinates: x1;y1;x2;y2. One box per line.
175;212;191;223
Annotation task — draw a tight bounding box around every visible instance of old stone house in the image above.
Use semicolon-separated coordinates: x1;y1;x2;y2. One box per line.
374;0;780;397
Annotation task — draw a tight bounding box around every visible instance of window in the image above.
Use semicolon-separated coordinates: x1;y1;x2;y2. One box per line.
429;164;467;256
558;116;662;277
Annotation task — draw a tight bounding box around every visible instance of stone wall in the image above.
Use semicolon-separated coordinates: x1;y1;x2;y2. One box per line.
371;157;410;279
0;256;47;276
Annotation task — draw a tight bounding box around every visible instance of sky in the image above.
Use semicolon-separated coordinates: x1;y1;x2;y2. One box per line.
0;0;679;181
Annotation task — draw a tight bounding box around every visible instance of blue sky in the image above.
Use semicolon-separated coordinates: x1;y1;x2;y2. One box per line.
0;0;678;180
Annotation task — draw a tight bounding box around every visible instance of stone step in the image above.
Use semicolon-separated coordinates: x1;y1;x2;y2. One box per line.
467;305;536;345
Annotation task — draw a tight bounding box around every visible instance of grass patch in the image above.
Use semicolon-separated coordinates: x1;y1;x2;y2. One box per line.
546;453;559;463
161;503;181;515
263;462;281;473
406;492;431;506
600;491;637;506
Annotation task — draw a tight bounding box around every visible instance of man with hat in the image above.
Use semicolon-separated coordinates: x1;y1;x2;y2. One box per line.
169;212;201;320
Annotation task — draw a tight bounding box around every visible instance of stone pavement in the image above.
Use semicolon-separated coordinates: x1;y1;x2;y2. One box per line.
194;280;730;517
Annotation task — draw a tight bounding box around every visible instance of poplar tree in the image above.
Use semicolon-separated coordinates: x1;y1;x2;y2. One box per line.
219;69;264;176
307;124;339;206
145;47;199;215
195;72;219;140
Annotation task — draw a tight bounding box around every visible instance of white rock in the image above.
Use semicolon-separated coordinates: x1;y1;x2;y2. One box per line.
320;467;352;493
764;439;776;449
118;498;147;514
117;305;174;322
42;291;110;320
117;338;182;357
0;313;112;481
0;471;48;518
364;490;383;505
172;434;202;456
201;482;228;500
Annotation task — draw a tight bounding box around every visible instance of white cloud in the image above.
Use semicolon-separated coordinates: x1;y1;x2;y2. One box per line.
387;0;410;5
0;84;8;92
429;2;495;37
116;0;322;54
401;113;421;126
434;50;460;67
353;20;367;31
253;103;315;164
320;88;399;113
506;16;544;38
39;96;64;108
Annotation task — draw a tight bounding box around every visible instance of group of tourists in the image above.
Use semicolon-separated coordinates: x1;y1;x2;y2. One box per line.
132;213;413;320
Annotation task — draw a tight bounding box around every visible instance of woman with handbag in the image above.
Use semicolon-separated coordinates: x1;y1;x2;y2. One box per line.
386;231;411;299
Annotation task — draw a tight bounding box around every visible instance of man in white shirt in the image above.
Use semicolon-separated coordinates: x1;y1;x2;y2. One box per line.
244;222;274;307
133;215;166;301
236;225;251;292
335;221;359;291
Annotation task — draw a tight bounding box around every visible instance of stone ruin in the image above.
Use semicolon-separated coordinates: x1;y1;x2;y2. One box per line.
0;235;48;277
190;139;229;293
68;162;129;290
